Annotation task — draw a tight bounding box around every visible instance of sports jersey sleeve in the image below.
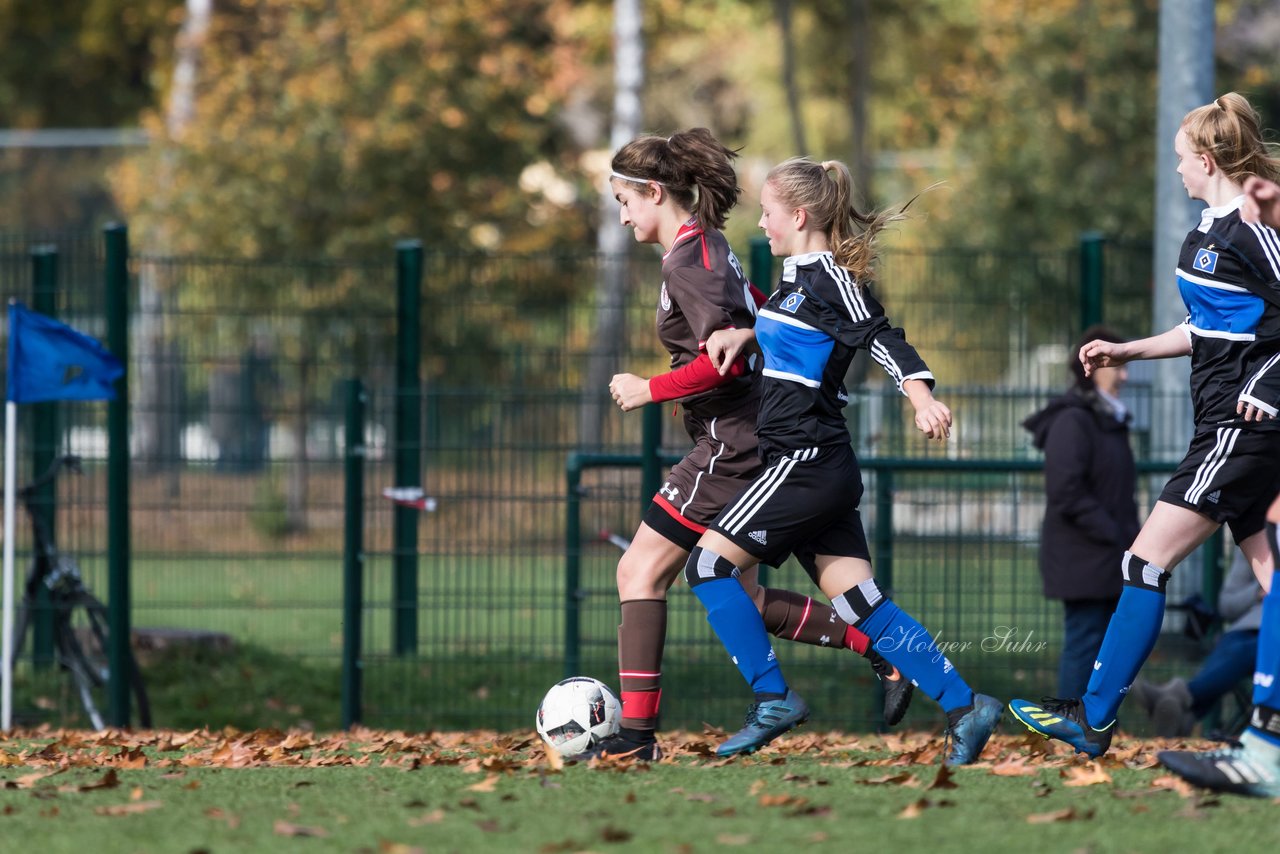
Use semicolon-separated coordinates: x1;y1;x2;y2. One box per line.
665;265;739;348
1223;220;1280;415
1239;359;1280;416
818;282;934;394
648;351;750;402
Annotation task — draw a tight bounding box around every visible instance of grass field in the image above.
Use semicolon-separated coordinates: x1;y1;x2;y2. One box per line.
0;726;1273;854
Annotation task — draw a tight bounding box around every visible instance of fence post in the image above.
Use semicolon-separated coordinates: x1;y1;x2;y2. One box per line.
564;455;583;678
341;379;367;729
1079;231;1105;331
393;240;423;656
749;236;773;292
640;403;662;515
747;236;773;586
29;246;58;669
873;468;895;594
104;223;131;727
1200;528;1225;608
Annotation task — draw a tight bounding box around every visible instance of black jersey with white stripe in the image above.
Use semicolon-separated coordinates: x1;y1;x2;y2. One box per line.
658;221;759;418
1175;196;1280;429
752;251;933;458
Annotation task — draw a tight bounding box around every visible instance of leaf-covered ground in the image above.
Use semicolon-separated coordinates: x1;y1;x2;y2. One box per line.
0;726;1274;853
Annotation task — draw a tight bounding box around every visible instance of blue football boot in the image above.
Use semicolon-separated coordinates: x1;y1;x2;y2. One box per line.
716;689;810;756
943;693;1003;765
1008;696;1113;758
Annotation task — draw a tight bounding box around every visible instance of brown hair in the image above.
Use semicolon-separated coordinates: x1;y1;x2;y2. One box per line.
1181;92;1280;185
610;128;741;230
765;157;908;283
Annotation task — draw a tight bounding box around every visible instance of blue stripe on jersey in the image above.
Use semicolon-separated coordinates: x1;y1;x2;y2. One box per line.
756;309;832;388
1177;274;1264;339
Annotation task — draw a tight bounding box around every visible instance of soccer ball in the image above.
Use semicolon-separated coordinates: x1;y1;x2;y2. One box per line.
535;676;621;757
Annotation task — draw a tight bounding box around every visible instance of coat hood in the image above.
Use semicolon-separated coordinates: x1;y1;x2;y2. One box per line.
1023;386;1128;450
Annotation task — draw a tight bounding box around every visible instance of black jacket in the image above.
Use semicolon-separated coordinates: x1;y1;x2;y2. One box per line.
1023;387;1140;601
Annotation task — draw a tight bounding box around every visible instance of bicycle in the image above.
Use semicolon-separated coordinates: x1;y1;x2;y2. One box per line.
8;454;151;730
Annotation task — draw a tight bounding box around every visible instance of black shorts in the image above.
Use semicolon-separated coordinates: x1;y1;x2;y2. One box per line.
1159;426;1280;542
644;406;763;551
708;442;869;582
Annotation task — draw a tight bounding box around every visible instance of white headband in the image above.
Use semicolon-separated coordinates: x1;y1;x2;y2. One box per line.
609;170;660;185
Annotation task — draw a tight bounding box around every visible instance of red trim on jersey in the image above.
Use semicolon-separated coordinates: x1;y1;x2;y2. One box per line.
699;233;711;270
621;689;662;721
747;282;768;308
790;597;814;641
652;494;707;533
648;351;749;402
663;218;703;260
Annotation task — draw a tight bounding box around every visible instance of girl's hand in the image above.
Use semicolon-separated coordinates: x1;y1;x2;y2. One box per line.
913;398;953;442
1079;339;1129;377
904;379;951;442
1243;176;1280;230
609;372;652;412
1238;398;1277;423
706;328;756;374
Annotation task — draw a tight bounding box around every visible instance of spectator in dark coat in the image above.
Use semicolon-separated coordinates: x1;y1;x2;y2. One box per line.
1023;325;1140;698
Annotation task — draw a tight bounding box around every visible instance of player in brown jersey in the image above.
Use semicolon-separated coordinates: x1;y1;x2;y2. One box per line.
578;129;912;761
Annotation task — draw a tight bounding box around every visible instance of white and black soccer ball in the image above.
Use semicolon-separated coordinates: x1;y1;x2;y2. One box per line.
535;676;621;757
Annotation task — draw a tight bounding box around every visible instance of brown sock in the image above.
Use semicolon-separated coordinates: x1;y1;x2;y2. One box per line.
755;586;861;651
617;599;666;731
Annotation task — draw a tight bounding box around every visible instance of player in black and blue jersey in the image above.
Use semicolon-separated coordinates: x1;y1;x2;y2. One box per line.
582;130;912;763
683;156;1002;764
1011;94;1280;796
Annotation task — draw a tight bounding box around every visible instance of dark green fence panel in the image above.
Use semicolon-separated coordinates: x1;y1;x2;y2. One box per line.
5;234;1214;736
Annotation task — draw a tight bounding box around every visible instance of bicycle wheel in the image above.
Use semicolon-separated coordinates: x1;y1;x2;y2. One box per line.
58;592;153;729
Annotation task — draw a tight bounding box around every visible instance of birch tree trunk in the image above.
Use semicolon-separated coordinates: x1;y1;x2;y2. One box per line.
577;0;643;449
135;0;212;489
848;0;871;207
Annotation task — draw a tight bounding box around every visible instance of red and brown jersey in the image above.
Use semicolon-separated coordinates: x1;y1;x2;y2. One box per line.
657;221;760;418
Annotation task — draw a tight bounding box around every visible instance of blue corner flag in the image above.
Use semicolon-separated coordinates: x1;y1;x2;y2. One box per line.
6;302;123;404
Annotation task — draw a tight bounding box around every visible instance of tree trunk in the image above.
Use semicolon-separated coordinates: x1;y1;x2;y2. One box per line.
134;0;213;487
775;0;808;155
284;349;311;534
578;0;644;449
848;0;871;207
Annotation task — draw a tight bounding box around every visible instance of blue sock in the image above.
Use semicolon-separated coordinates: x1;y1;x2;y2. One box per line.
833;580;973;713
690;577;787;697
1248;523;1280;748
1082;552;1168;728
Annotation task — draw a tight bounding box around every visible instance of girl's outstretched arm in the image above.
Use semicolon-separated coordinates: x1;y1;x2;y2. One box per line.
903;378;951;442
1079;326;1191;377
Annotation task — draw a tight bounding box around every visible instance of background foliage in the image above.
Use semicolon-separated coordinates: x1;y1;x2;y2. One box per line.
2;0;1278;255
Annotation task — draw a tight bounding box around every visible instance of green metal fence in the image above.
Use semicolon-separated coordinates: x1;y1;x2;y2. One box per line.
3;226;1227;735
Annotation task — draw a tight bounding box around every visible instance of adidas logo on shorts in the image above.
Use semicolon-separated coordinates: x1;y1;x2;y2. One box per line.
747;530;768;546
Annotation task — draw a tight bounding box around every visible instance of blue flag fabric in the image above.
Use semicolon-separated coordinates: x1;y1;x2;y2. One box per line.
6;302;123;403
